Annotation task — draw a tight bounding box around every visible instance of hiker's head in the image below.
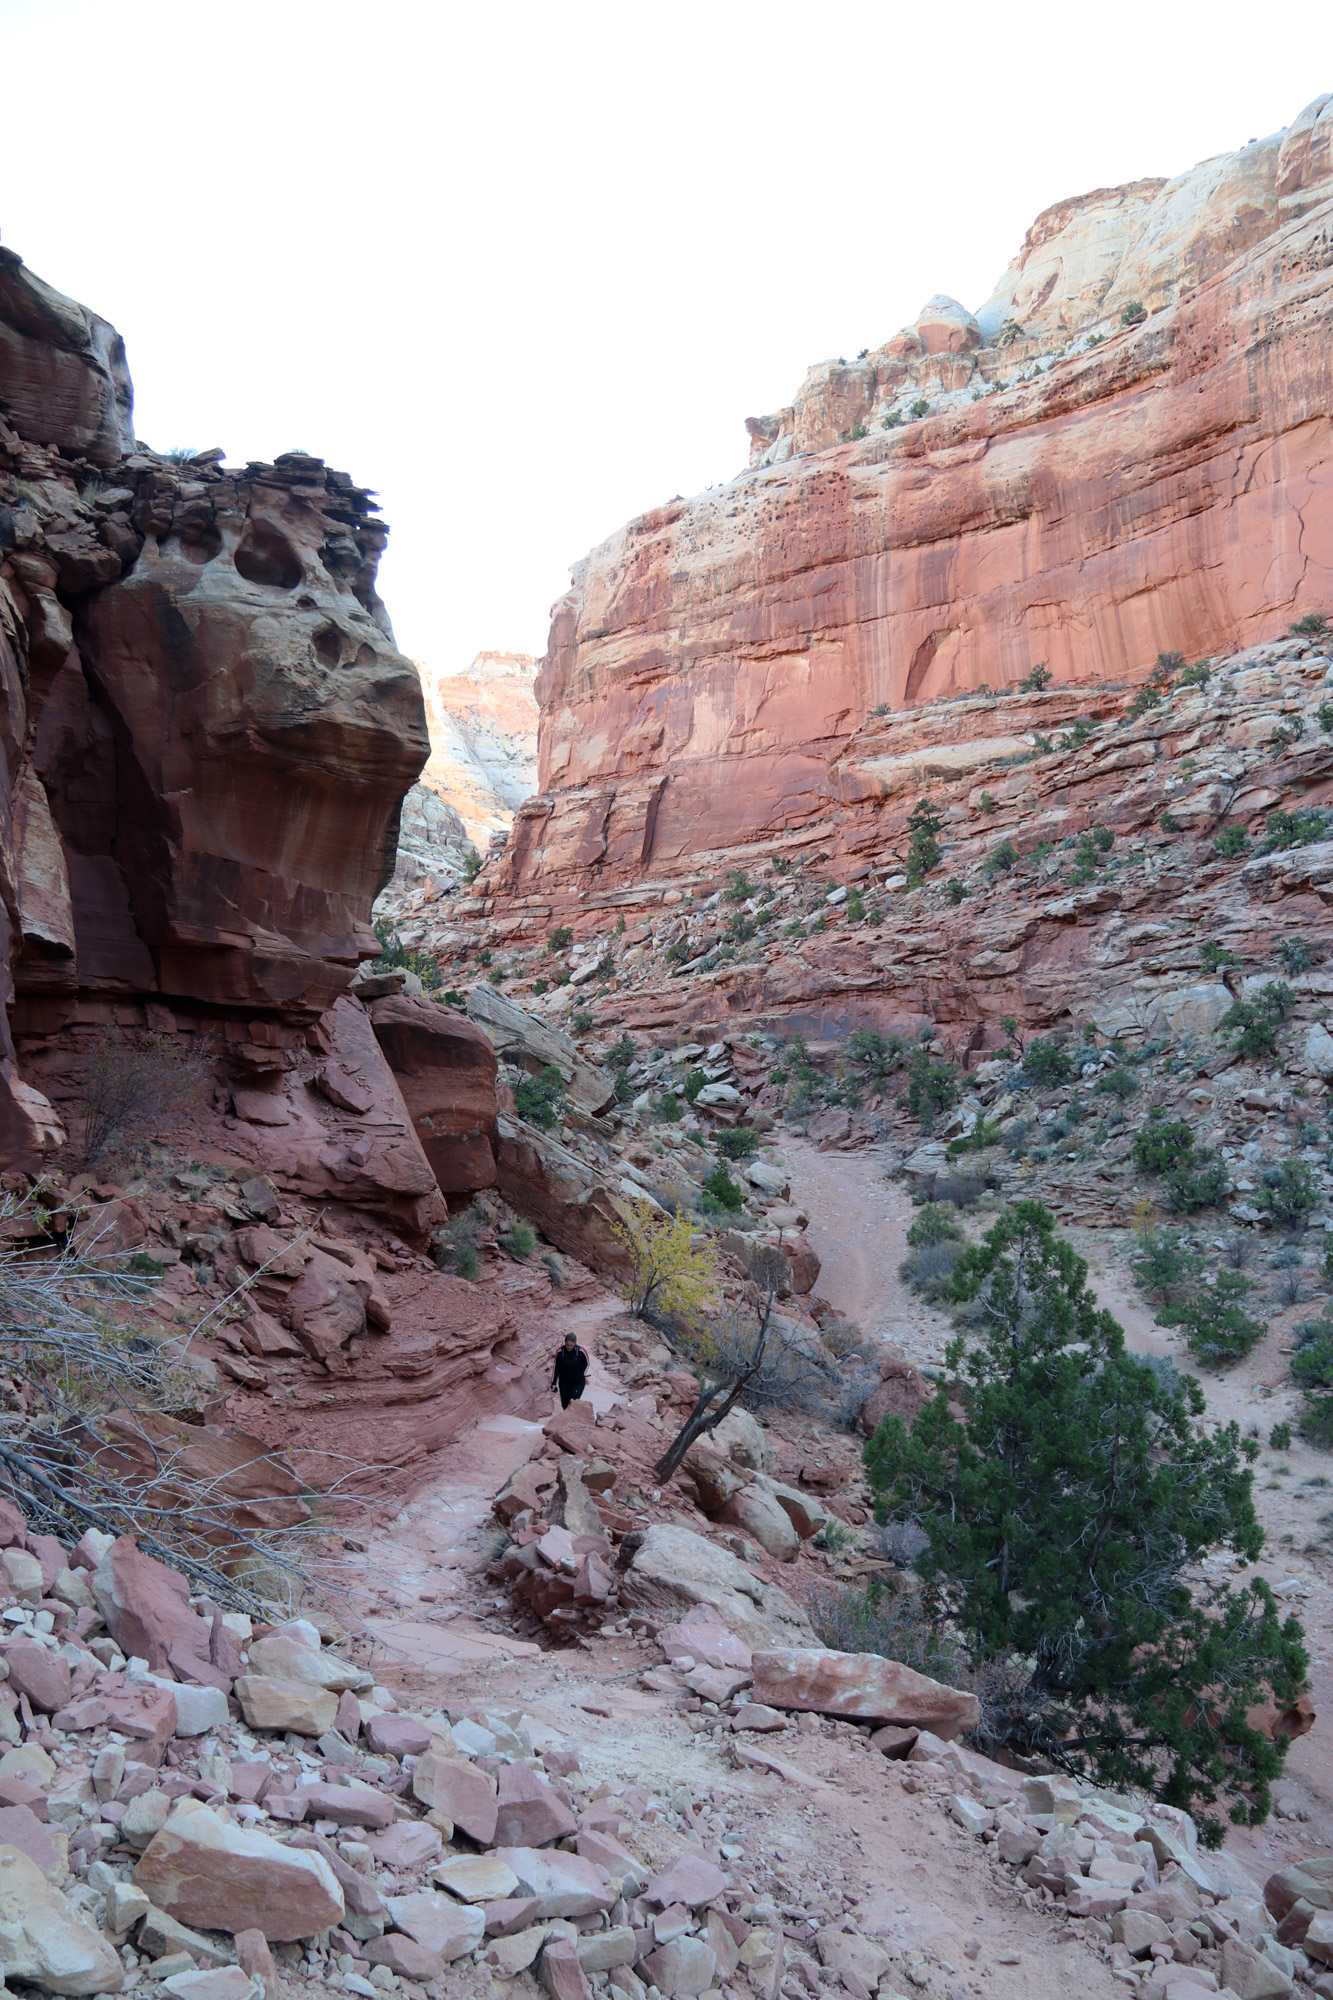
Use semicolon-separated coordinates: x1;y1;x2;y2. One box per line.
563;1333;577;1348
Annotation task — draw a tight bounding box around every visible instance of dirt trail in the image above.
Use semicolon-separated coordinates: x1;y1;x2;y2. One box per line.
780;1136;1333;1870
343;1276;1127;1999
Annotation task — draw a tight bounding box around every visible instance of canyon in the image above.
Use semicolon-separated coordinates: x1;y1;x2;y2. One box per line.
472;93;1333;933
4;88;1333;2000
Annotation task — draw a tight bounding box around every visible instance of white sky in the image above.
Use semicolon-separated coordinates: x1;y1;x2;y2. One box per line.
1;1;1328;670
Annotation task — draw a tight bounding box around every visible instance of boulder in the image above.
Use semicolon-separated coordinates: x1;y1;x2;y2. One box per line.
643;1856;727;1908
714;1486;799;1562
134;1805;344;1941
491;1848;617;1919
710;1407;773;1473
411;1748;498;1845
859;1354;934;1436
1219;1936;1295;1998
2;1638;71;1714
493;1764;577;1846
639;1936;717;1997
245;1633;372;1693
91;1537;225;1688
0;1841;125;1994
1265;1857;1333;1921
751;1647;980;1737
369;995;499;1193
383;1890;485;1962
815;1932;893;1987
232;1677;338;1738
540;1937;594;2000
619;1524;815;1649
433;1855;519;1903
363;1713;435;1759
361;1935;444;1981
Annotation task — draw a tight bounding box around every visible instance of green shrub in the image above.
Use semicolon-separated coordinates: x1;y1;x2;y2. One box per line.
1255;1159;1320;1228
462;852;482;882
1132;1227;1204;1308
906;1203;963;1247
1222;982;1294;1057
904;1049;958;1132
1128;683;1163;719
1093;1067;1137;1099
1277;938;1313;975
978;791;997;814
1022;1038;1074;1088
1213;825;1250;859
1319;704;1333;734
864;1199;1303;1837
1270;1422;1292;1451
1060;717;1094;750
1164;1155;1231;1214
1180;660;1211;687
944;878;968;904
613;1071;635;1103
1165;1270;1267;1367
1201;942;1240;972
1019;663;1052;693
1290;612;1329;639
683;1070;706;1103
513;1064;566;1130
571;1009;594;1033
1120;299;1147;325
606;1035;636;1070
847;1028;903;1081
1266;807;1331;852
714;1127;758;1160
1160;810;1182;834
986;837;1018;877
1132;1116;1197;1175
844;888;866;921
1292;1317;1333;1442
702;1163;744;1211
369;918;442;990
905;798;945;883
547;927;573;953
488;967;505;986
724;869;753;903
503;1219;536;1258
665;936;691;965
909;397;929;418
654;1093;683;1123
947;1116;1005;1157
533;977;549;995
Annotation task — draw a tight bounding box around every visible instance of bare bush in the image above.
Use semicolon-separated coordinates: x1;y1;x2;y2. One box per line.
871;1517;930;1567
0;1191;364;1610
803;1576;963;1685
81;1027;211;1166
1223;1234;1255;1270
899;1240;960;1299
934;1172;985;1207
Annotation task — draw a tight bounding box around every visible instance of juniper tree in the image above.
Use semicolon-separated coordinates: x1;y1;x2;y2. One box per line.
865;1200;1306;1840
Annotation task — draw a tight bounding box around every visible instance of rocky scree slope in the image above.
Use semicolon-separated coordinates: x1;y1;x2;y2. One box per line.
476;92;1333;916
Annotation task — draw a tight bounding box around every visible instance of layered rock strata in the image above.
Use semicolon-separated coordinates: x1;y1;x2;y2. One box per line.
417;652;538;846
0;244;492;1226
481;96;1333;923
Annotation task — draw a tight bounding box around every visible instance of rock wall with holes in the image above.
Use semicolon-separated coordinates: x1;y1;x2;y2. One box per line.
480;94;1333;920
0;242;499;1220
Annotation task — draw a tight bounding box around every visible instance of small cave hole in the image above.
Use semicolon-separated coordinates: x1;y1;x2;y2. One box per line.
234;521;303;589
353;643;379;669
313;625;344;668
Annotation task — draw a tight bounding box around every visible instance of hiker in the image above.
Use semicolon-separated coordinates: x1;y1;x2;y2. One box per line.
551;1331;589;1409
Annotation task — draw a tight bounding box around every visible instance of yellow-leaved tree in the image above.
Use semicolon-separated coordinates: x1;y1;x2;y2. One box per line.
612;1198;716;1324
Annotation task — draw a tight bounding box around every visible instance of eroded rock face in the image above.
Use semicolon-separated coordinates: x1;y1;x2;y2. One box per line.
0;247;134;466
0;245;446;1199
478;97;1333;922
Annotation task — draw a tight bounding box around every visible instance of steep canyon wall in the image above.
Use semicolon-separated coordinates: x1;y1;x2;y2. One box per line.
484;95;1333;923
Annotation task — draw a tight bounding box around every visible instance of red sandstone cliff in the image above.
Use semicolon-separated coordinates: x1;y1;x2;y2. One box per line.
483;95;1333;920
0;244;469;1213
